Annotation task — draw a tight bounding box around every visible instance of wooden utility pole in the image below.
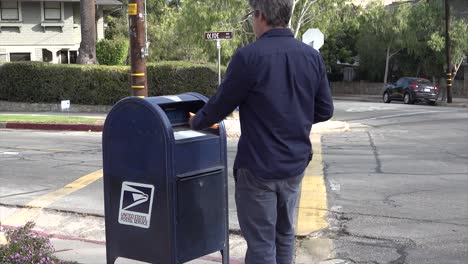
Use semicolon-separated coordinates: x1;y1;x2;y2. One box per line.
128;0;148;97
445;0;452;103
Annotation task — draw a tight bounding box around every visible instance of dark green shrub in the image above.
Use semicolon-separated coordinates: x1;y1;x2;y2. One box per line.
147;61;222;97
0;62;129;105
96;38;129;65
0;61;223;105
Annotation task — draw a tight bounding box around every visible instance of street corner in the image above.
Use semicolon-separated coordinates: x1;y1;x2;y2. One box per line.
312;120;351;134
223;118;241;138
295;237;335;264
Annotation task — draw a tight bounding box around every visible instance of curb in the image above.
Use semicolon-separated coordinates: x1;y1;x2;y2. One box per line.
333;95;468;107
0;122;103;132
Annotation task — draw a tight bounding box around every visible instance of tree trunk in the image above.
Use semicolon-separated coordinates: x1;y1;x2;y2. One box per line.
383;46;390;87
416;63;422;77
289;0;298;31
77;0;97;64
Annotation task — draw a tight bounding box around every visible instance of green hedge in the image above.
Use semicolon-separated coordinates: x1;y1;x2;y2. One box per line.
96;38;129;65
0;61;223;105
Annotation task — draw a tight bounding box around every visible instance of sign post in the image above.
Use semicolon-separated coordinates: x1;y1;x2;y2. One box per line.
204;31;233;85
61;100;70;118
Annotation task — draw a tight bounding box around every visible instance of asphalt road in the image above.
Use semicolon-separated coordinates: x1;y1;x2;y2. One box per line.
1;100;467;263
323;101;468;263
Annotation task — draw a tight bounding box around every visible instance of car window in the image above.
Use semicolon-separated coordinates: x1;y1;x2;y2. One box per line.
396;79;404;86
414;79;431;85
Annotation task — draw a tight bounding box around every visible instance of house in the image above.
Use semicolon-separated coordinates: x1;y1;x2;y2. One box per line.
0;0;122;64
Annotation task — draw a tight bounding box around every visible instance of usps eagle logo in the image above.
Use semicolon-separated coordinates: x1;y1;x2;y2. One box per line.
118;182;155;228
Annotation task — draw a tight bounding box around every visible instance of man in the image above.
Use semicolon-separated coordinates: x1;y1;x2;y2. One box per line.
190;0;334;263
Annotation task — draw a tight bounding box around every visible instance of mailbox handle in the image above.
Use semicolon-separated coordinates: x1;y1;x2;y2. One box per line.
177;167;224;181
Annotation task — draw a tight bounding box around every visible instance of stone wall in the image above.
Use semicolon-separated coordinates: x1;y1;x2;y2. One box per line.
0;101;112;113
330;81;386;96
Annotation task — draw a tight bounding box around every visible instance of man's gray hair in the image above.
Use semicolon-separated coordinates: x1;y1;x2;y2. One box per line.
248;0;293;27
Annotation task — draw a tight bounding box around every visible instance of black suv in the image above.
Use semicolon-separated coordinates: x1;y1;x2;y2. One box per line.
383;77;439;105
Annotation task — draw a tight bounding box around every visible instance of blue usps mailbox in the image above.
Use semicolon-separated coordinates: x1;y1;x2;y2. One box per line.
102;93;229;264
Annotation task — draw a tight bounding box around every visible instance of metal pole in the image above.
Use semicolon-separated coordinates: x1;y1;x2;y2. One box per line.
217;40;221;85
129;0;148;97
445;0;452;103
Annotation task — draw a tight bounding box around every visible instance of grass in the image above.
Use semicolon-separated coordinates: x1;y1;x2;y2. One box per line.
0;114;101;125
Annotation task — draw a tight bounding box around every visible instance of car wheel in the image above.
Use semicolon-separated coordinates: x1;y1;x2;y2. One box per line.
383;92;391;103
403;93;413;104
428;101;437;106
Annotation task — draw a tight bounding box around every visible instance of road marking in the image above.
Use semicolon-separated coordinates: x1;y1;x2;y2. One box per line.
1;169;103;227
351;111;445;122
0;152;19;155
14;146;71;153
296;134;328;236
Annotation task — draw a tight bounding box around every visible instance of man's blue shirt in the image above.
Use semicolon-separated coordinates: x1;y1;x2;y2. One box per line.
192;28;334;180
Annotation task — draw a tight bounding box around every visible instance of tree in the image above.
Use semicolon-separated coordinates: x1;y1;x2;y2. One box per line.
358;3;408;85
304;0;361;80
289;0;317;38
405;0;468;80
148;0;250;63
77;0;97;64
449;19;468;78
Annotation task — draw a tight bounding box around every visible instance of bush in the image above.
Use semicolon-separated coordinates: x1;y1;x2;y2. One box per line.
148;61;222;97
96;38;129;65
0;222;73;264
0;61;223;105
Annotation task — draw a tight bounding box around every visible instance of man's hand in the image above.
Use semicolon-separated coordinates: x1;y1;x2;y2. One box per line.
188;112;219;130
188;112;196;129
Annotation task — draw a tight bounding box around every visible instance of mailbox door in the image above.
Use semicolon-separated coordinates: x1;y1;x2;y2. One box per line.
176;168;227;263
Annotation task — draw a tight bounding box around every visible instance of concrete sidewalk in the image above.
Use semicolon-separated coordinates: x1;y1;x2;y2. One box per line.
0;110;350;136
51;236;246;264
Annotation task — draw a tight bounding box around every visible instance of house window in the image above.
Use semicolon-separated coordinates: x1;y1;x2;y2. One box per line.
10;53;31;61
59;50;68;64
0;1;20;21
43;2;62;21
42;49;52;62
58;50;77;64
69;51;77;63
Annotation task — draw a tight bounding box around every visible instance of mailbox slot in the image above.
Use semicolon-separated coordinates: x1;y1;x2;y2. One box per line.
160;101;204;127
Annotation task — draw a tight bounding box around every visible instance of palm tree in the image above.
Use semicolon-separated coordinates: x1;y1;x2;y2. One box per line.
77;0;97;64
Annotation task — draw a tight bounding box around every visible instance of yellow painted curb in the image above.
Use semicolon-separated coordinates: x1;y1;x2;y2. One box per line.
296;134;328;236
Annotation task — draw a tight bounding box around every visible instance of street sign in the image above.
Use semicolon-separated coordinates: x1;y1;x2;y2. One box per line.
302;28;324;50
204;31;234;41
204;31;234;85
61;100;70;111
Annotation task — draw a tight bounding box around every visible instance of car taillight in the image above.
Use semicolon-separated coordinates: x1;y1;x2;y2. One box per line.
434;86;439;90
410;84;419;89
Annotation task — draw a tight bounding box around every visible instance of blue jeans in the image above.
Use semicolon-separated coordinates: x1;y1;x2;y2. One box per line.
234;168;304;264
